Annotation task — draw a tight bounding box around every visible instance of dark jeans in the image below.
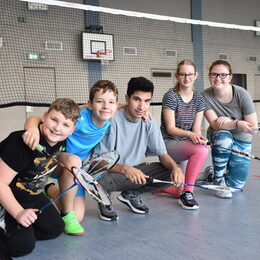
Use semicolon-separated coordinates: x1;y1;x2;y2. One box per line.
99;162;172;194
1;194;64;258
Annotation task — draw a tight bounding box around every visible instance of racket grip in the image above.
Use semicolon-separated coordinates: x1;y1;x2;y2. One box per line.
35;144;44;153
200;140;211;145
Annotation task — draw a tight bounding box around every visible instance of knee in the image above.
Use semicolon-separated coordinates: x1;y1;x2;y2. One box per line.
212;130;233;148
42;229;63;240
197;145;209;158
38;223;64;240
63;153;82;168
9;239;35;257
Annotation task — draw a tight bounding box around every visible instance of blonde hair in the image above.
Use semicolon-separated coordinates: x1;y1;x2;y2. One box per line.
174;59;197;93
48;98;80;124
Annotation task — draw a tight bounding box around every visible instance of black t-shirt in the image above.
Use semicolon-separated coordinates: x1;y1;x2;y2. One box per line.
0;130;64;202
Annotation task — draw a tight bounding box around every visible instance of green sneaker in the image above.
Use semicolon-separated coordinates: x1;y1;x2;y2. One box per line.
62;211;85;236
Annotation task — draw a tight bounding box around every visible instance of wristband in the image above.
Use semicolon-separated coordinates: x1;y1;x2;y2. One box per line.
235;120;239;128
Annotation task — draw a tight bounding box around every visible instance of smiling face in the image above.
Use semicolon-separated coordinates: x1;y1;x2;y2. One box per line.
125;91;152;121
176;64;198;89
41;109;76;146
209;64;233;90
88;89;118;127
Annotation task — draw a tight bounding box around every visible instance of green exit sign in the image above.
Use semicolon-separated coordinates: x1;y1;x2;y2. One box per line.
27;53;39;60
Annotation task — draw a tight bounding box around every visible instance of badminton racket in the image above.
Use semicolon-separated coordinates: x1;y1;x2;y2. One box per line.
8;147;119;236
147;177;243;192
36;144;120;211
201;141;260;161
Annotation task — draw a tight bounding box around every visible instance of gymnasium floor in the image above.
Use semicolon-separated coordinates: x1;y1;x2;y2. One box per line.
16;135;260;260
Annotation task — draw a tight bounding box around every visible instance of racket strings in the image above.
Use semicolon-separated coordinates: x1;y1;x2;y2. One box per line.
83;151;119;179
73;168;111;205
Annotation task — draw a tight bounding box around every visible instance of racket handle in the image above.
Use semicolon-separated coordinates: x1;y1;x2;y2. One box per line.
35;144;44;153
200;140;211;145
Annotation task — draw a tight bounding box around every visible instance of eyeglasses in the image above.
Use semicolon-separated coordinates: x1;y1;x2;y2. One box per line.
178;73;195;79
209;72;231;79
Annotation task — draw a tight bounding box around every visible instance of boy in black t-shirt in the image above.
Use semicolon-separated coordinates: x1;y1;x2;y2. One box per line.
0;98;79;259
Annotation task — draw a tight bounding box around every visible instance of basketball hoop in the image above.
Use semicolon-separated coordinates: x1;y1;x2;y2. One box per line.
96;49;112;58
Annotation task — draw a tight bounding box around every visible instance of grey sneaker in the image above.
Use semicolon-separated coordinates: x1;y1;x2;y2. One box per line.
213;177;232;199
117;191;149;214
196;166;214;183
98;203;119;221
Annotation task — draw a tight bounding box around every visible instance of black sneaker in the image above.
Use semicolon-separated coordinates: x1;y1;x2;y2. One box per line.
117;191;149;214
178;191;199;210
98;203;119;221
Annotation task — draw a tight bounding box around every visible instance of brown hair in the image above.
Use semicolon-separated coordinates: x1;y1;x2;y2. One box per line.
89;80;118;102
209;60;232;75
48;98;80;124
174;59;197;92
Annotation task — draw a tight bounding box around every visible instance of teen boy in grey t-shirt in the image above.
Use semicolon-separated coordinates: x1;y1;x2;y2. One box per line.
93;77;184;221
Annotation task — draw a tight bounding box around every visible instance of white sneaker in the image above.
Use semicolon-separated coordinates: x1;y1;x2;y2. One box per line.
215;189;233;199
214;177;233;199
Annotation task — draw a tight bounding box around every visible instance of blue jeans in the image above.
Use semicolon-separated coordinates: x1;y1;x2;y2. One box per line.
210;130;252;188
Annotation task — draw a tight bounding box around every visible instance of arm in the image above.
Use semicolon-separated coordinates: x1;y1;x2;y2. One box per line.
23;116;42;150
0;159;38;227
204;110;258;134
192;111;204;135
239;112;258;134
163;108;206;144
158;153;184;185
109;163;148;185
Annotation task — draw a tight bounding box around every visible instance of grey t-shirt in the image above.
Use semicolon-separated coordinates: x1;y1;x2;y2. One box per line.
93;109;167;166
203;84;255;142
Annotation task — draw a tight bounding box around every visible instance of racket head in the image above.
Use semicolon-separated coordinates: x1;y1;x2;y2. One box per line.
82;150;120;179
198;184;243;193
73;168;111;205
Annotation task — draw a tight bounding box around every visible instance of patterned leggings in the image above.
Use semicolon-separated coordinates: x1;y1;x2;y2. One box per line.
210;130;252;188
165;139;209;192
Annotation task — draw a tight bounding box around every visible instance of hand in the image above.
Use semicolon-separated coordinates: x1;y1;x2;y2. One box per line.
123;165;149;184
16;209;38;227
171;166;184;187
142;110;152;123
198;136;209;145
188;132;204;144
23;127;40;150
237;121;258;135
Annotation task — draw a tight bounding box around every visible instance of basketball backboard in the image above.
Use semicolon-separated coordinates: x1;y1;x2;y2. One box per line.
82;32;114;60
